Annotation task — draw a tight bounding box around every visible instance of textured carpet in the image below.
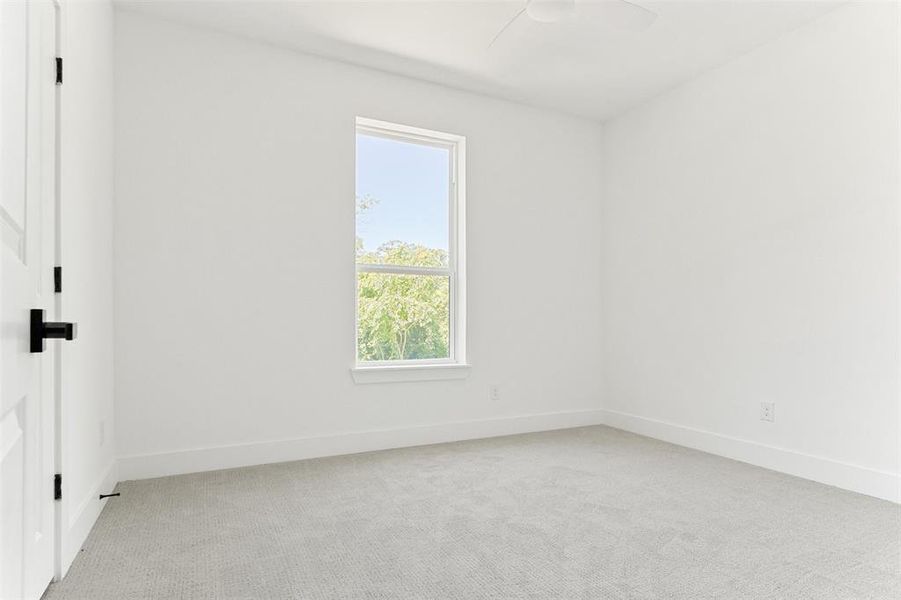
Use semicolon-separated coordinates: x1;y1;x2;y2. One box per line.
43;426;900;599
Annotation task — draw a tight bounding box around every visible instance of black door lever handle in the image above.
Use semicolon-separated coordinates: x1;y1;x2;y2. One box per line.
31;308;77;353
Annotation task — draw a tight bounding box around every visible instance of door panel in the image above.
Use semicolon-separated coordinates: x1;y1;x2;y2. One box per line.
0;0;28;260
1;1;58;598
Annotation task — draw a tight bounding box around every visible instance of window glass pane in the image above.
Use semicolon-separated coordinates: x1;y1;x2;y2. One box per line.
357;273;450;361
356;133;450;268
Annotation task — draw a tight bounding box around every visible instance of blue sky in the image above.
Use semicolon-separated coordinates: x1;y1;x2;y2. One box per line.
355;133;449;253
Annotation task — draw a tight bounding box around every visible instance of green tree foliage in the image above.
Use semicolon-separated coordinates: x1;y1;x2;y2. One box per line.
356;196;449;361
356;243;449;361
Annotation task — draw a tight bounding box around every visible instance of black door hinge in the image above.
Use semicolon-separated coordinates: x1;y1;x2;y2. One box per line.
54;266;62;293
54;474;62;500
55;57;63;85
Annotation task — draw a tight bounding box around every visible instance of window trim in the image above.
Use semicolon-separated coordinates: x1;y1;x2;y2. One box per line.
352;117;467;381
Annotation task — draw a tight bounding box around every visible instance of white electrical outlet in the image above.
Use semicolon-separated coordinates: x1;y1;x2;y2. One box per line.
760;402;775;422
489;385;501;401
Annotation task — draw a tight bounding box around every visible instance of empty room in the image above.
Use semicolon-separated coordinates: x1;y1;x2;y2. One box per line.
1;0;899;598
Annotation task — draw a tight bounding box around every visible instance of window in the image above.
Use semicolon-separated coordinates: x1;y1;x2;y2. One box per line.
353;118;467;382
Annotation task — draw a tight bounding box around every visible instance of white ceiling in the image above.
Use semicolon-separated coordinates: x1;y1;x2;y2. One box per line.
116;0;841;121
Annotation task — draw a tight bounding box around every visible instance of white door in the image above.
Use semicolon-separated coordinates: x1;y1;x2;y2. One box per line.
1;1;59;598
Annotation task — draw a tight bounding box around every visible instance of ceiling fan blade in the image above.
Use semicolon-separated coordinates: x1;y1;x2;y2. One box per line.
527;0;576;23
598;0;658;32
488;5;527;48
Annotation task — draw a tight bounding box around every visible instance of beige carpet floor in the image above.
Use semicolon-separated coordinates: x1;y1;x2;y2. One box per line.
43;426;900;599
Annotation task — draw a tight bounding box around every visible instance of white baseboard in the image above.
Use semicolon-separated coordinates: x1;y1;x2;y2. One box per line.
117;409;607;481
58;460;119;578
600;408;900;504
116;407;899;504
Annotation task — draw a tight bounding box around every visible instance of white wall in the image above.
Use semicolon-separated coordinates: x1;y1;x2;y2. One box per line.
599;2;899;502
112;3;898;503
112;11;604;479
58;0;117;574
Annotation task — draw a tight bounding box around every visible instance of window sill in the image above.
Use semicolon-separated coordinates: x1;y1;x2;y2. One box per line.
351;363;471;384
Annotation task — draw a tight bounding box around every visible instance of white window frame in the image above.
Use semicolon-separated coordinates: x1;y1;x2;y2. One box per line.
351;117;468;384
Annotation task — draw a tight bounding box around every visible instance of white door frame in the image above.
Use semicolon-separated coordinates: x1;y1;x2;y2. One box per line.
52;0;65;584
